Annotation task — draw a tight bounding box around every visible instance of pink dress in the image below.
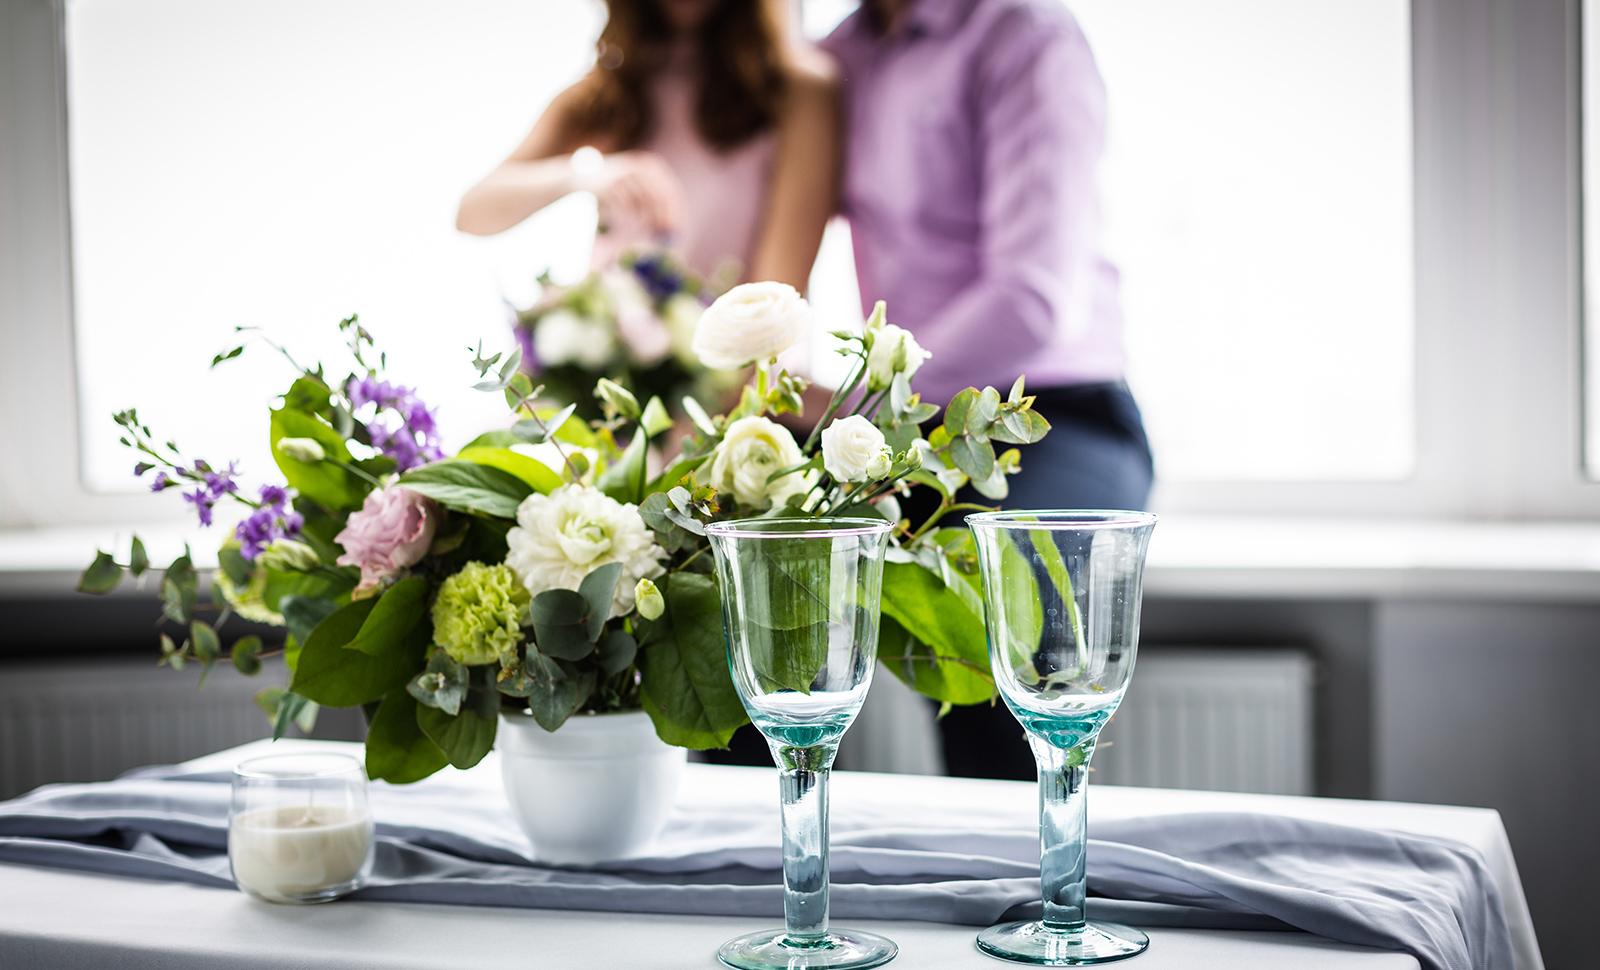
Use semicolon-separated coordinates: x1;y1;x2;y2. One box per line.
594;48;776;282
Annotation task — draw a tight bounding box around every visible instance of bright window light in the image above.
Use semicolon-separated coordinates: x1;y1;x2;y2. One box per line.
1584;0;1600;480
1073;0;1414;482
66;0;603;493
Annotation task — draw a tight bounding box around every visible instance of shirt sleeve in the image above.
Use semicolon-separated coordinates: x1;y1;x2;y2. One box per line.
910;10;1109;400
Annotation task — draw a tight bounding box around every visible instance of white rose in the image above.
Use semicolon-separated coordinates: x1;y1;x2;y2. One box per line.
505;484;666;618
865;324;931;392
821;415;893;483
535;309;615;369
710;416;811;508
691;281;810;370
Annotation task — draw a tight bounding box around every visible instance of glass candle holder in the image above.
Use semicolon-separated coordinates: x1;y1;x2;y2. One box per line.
229;752;375;904
706;517;898;970
967;510;1157;965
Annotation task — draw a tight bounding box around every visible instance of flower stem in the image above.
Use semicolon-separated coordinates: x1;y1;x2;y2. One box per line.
802;356;866;453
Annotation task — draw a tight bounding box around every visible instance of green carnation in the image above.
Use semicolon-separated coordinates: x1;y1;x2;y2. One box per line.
432;562;530;666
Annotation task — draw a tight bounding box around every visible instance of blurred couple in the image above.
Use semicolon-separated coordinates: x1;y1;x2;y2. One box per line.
456;0;1152;779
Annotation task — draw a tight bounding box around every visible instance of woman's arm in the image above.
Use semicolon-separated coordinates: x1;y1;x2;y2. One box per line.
456;84;681;237
747;63;841;292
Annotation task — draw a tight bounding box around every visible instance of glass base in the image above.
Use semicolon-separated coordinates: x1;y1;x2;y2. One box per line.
719;928;898;970
976;920;1149;965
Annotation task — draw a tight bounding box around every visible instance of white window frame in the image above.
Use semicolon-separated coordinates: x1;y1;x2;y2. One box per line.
3;0;1598;528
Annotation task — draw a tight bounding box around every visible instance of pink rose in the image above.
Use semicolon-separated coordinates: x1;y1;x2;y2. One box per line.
335;487;438;597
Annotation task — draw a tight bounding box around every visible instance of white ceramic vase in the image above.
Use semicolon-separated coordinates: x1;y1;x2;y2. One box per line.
498;709;685;865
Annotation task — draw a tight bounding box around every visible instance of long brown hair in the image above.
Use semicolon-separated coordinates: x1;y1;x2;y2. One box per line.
570;0;788;152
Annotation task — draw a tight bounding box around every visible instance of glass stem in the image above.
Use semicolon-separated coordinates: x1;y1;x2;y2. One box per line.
1032;737;1094;933
772;743;836;944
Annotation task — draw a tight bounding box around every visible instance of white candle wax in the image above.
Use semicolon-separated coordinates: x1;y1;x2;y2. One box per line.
228;804;373;902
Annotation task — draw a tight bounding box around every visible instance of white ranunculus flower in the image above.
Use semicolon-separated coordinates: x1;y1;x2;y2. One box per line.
710;416;811;508
691;281;810;370
865;324;932;392
505;484;666;618
535;309;615;369
821;415;894;483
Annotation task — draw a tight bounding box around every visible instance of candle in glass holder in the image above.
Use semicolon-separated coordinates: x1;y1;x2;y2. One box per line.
229;753;374;903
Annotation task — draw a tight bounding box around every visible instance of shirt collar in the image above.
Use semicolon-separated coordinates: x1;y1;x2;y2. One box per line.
830;0;978;44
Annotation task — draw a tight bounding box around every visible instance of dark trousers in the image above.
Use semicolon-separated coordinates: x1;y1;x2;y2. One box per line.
703;382;1155;776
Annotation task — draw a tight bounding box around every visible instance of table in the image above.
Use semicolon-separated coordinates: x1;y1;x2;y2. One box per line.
0;740;1543;970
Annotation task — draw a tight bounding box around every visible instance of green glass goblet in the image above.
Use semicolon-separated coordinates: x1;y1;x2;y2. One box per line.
705;517;898;970
967;510;1158;965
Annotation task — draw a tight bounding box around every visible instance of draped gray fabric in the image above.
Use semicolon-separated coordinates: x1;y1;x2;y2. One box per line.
0;763;1509;970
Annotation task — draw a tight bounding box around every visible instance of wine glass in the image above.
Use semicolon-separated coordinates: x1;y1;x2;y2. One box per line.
705;516;898;970
966;510;1158;965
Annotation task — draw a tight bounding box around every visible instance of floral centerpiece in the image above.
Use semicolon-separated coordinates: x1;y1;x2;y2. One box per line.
514;248;736;422
78;285;1050;783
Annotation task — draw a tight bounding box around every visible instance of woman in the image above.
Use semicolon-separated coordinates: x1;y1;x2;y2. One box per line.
456;0;837;294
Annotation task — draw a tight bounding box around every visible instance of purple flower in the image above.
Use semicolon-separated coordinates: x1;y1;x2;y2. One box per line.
514;324;540;375
183;489;215;527
150;473;173;492
233;486;303;560
631;253;683;303
344;374;443;473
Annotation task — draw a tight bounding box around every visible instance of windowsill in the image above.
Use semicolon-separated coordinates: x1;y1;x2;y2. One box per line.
5;515;1600;602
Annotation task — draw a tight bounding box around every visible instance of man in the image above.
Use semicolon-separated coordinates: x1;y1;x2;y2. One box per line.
823;0;1153;779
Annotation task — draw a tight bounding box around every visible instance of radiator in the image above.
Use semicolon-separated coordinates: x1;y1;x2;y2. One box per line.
1093;648;1315;795
0;658;283;799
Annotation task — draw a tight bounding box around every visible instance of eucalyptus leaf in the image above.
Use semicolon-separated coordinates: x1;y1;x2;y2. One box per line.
77;551;122;594
519;651;585;731
190;620;220;663
160;576;195;625
366;691;449;784
407;651;469;715
231;635;263;676
128;536;150;578
577;562;624;641
597;629;638;676
947;434;996;481
530;589;596;660
270;691;317;741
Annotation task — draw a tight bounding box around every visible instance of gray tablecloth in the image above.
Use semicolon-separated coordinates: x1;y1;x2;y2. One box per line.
0;753;1510;970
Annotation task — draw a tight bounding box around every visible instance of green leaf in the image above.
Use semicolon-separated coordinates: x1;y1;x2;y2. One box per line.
597;629;638;676
211;345;245;368
128;536;150;578
636;573;747;749
345;577;430;656
948;434;996;481
270;407;367;512
279;595;339;648
77;551;122;594
519;651;586;731
577;563;623;641
397;460;532;518
217;546;252;587
266;563;354;612
160;575;196;625
970;386;1001;439
460;429;522;450
456;446;562;494
991;408;1051;445
416;703;498;770
530;589;596;661
231;635;263;675
645;453;712;496
271;691;318;740
190;620;220;663
596;430;649;505
366;691;449;784
283;375;333;415
942;388;977;438
291;597;428;706
877;562;993;705
407;651;469;715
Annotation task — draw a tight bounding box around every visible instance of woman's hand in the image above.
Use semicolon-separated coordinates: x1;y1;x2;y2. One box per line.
585;151;683;238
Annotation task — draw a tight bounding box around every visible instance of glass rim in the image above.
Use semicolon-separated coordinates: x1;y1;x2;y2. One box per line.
233;752;365;780
965;509;1158;531
703;515;894;539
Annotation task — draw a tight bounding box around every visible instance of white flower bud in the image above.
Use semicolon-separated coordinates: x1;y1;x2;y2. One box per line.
865;324;931;392
821;415;894;484
634;578;665;620
276;437;326;463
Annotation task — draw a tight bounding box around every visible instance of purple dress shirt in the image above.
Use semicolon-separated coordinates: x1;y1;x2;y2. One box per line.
822;0;1127;406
